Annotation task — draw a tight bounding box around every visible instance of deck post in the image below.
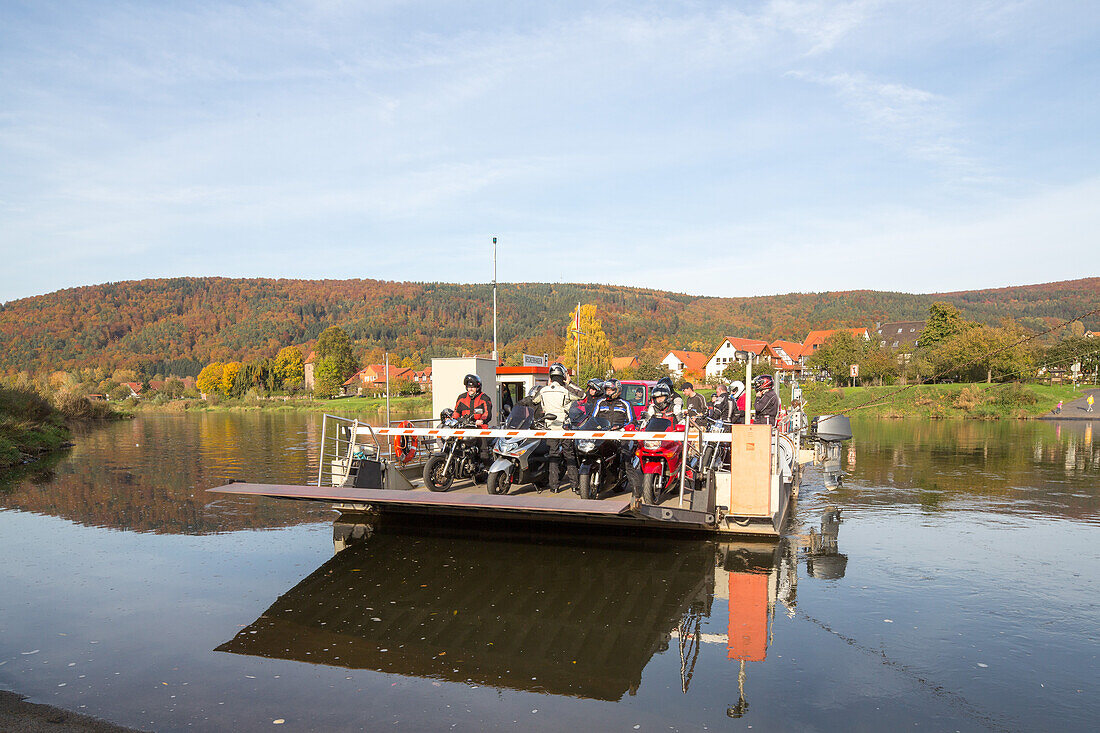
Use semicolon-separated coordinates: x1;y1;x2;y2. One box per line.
679;413;690;506
317;414;327;487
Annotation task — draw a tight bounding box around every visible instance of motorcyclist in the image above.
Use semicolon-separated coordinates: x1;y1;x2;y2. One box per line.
656;376;684;417
592;378;639;496
710;382;745;423
454;373;493;461
641;382;682;423
751;374;781;425
532;363;585;491
577;378;604;418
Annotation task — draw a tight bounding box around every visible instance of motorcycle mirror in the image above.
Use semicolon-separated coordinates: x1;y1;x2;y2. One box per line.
543;413;557;421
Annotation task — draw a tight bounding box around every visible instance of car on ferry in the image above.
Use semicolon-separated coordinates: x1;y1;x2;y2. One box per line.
618;380;657;421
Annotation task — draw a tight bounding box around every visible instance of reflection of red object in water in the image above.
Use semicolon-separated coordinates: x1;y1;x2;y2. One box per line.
727;572;768;662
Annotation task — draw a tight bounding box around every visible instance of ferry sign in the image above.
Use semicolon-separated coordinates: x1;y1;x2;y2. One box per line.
523;354;548;367
850;364;859;378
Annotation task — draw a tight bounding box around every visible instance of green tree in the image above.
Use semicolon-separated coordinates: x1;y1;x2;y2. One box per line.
315;326;358;394
196;362;224;396
921;302;968;348
565;305;612;381
163;377;185;398
806;331;863;385
720;360;775;385
274;346;305;391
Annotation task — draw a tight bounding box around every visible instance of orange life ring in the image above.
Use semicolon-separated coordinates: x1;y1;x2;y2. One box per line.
393;421;418;463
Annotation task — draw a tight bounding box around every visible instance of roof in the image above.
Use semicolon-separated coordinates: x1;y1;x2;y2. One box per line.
708;337;769;364
665;350;708;371
304;350;318;364
611;356;639;370
769;340;805;360
122;381;143;393
875;321;926;348
803;328;869;351
343;365;410;386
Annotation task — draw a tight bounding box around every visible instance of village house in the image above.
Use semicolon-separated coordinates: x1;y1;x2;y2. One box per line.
611;356;640;372
304;350;317;391
342;364;412;395
704;337;770;379
875;321;926;350
660;350;707;379
802;328;871;353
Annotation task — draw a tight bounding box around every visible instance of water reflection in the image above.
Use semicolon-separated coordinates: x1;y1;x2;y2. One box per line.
0;413;331;533
217;518;808;704
840;419;1100;521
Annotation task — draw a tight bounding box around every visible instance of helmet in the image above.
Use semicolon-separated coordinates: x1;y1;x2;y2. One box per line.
752;374;773;392
603;378;622;400
527;385;542;400
729;381;745;399
586;377;604;393
463;374;482;390
651;383;672;411
549;362;568;384
657;376;675;392
439;407;455;421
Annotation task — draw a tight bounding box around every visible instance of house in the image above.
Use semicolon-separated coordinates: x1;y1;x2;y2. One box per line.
764;341;805;378
410;367;432;389
611;356;640;372
802;328;870;354
875;321;926;350
342;365;412;395
660;350;708;379
121;382;143;398
704;337;769;379
304;350;318;391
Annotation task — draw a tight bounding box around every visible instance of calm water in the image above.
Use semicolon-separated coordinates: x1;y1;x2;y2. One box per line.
1;414;1097;732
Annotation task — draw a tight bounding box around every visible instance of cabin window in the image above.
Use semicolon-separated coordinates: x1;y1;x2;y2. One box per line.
621;384;647;406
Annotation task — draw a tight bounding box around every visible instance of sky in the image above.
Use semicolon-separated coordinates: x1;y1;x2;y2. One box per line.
2;0;1099;303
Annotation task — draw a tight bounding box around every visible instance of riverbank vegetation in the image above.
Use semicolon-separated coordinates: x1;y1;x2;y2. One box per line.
795;382;1080;419
0;386;70;468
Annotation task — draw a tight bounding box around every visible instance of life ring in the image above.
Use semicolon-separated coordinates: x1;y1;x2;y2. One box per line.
393;421;418;463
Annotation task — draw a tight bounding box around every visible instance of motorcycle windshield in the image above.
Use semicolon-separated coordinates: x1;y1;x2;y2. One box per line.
644;417;673;432
579;415;613;431
504;405;535;430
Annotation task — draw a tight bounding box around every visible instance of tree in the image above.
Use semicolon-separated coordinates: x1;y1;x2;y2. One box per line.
565;305;612;381
921;302;968;349
927;321;1033;383
196;362;224;396
163;377;185;398
806;331;863;385
721;360;775;385
313;359;346;399
274;346;305;391
221;362;241;395
314;326;358;393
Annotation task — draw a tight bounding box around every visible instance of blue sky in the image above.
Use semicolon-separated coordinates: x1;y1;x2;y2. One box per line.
2;0;1099;302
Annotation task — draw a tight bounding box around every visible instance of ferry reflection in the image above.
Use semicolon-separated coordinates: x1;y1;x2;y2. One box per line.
217;518;803;703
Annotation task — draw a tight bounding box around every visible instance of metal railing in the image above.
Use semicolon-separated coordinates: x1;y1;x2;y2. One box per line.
317;415;439;487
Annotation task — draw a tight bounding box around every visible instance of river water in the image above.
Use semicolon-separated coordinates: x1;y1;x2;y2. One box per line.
0;414;1096;732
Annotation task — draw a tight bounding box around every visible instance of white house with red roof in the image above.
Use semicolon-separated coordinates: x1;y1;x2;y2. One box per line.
660;350;708;379
704;337;770;379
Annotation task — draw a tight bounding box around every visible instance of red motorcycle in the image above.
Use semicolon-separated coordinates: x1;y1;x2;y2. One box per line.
635;415;686;505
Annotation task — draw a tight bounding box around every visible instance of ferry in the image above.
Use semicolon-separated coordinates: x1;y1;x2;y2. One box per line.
210;358;852;538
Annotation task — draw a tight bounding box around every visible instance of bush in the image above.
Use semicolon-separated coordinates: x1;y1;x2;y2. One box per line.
991;382;1037;407
952;387;983;410
50;388;116;420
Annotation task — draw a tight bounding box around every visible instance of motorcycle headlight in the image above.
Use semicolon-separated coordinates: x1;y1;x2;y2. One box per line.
578;439;597;453
644;439;662;450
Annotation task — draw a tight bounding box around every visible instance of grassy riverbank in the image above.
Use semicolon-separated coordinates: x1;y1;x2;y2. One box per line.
795;382;1081;419
0;386;71;468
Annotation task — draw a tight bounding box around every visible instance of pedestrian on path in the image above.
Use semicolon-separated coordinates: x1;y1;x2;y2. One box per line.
1088;393;1095;413
1054;400;1063;415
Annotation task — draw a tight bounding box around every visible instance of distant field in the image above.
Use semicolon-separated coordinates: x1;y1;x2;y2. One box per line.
795;382;1083;419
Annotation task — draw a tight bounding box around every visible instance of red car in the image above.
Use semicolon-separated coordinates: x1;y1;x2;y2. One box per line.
618;380;657;421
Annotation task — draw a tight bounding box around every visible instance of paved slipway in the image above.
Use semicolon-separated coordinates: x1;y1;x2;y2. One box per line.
0;691;144;732
1042;387;1100;420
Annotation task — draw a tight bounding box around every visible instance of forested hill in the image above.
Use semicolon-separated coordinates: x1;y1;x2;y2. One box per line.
1;276;1098;374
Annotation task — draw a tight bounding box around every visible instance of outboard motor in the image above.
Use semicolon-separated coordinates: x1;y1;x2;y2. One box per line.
809;414;853;489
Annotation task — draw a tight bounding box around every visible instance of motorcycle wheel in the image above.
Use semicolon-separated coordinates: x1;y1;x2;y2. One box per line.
422;455;454;492
642;472;661;505
577;472;596;500
486;470;512;495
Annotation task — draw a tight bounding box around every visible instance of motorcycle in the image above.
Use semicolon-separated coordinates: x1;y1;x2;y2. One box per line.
569;404;628;500
421;409;488;492
486;404;554;495
635;415;686;505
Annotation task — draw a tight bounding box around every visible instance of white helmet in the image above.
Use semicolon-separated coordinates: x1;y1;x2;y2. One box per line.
730;381;745;399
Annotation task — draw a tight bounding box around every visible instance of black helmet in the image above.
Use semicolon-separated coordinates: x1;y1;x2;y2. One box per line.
549;362;568;384
657;376;675;392
603;378;621;400
439;407;455;421
752;374;773;392
463;374;482;390
651;383;672;410
586;377;603;393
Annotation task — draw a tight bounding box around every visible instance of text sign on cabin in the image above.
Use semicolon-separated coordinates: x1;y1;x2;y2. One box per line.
523;354;548;367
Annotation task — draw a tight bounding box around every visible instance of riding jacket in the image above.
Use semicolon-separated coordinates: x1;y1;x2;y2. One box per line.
454;391;493;425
